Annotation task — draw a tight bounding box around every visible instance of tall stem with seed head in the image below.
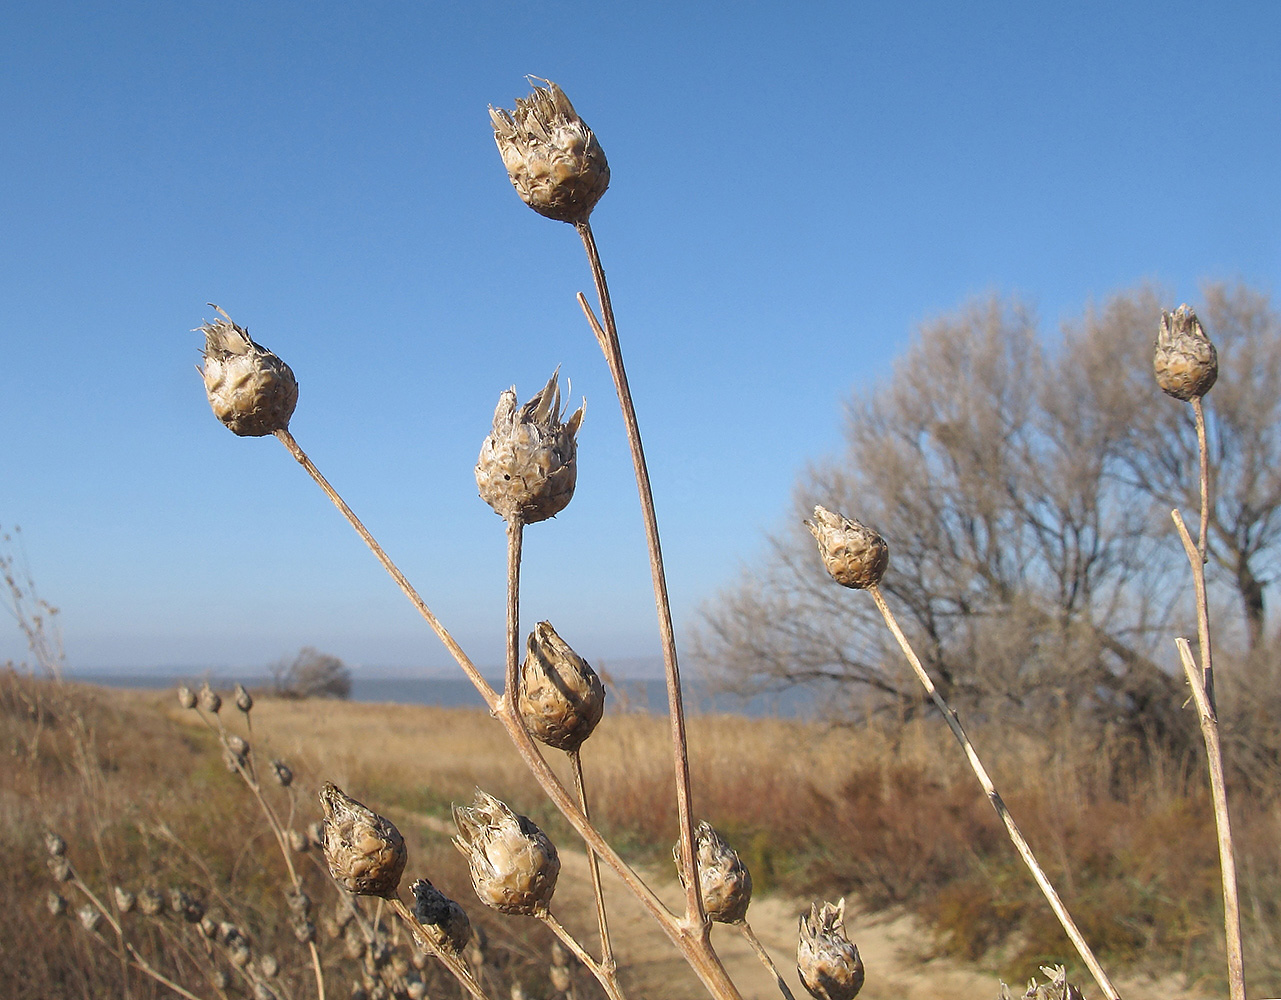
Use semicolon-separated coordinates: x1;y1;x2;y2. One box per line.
573;222;703;933
867;584;1120;1000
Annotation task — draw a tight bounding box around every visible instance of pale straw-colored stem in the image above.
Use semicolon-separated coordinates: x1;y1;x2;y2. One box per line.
273;426;744;998
506;517;525;711
867;584;1120;1000
735;921;797;1000
569;748;616;973
571;231;703;931
540;909;628;1000
389;894;492;1000
1190;398;1215;710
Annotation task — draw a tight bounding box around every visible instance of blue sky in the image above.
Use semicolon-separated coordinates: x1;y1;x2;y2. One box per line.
2;2;1278;677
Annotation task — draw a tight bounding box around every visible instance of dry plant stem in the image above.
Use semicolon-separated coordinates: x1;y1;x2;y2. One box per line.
569;748;615;973
572;226;702;930
735;921;797;1000
540;910;627;1000
868;584;1120;1000
1190;398;1215;709
388;895;491;1000
506;517;524;710
273;426;744;998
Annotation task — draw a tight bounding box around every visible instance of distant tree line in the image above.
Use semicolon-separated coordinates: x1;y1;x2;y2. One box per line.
271;646;352;699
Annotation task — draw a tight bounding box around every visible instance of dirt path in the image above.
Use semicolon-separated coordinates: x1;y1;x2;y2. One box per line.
402;811;1199;1000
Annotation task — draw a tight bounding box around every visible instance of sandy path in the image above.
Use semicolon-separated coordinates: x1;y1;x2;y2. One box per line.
398;811;1198;1000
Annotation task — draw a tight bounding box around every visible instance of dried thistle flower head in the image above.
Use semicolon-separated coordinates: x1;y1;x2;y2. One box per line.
44;830;67;857
138;886;165;916
226;734;249;758
675;822;753;924
288;827;309;853
47;855;73;882
476;371;584;524
452;790;560;916
198;682;222;714
999;965;1085;1000
270;758;294;787
411;877;472;954
797;899;864;1000
199;306;299;437
47;891;67;917
114;886;136;914
805;506;889;590
319;782;407;897
1155;304;1218;401
177;685;197;709
490;79;609;225
169;887;205;923
518;621;606;751
234;683;254;713
78;904;103;933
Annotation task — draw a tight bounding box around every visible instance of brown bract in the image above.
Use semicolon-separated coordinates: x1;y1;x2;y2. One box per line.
490;79;609;224
475;370;584;524
452;790;559;916
1154;304;1218;401
518;621;606;751
797;899;864;1000
804;505;889;590
319;782;407;898
199;306;299;437
676;822;753;924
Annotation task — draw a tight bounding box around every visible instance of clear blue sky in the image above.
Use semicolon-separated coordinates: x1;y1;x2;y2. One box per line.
2;2;1277;677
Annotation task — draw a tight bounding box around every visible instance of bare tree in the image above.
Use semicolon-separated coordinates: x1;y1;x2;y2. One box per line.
271;646;352;699
698;284;1281;737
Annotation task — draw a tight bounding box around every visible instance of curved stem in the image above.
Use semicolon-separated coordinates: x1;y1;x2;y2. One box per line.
868;584;1120;1000
735;921;796;1000
573;223;703;930
540;910;627;1000
569;748;615;973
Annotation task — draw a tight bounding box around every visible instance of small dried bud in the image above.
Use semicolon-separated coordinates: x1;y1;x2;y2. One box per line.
550;965;573;993
177;685;197;709
47;891;67;917
198;682;222;714
211;969;231;990
319;782;407;897
490;79;609;224
138;887;165;916
1000;965;1085;1000
308;820;326;848
518;621;606;751
234;683;254;713
452;790;560;916
78;904;103;933
44;830;67;857
1155;304;1218;401
286;889;311;917
797;899;864;1000
199;307;299;436
344;923;366;960
253;984;278;1000
47;856;73;882
114;886;136;915
476;371;584;524
288;828;310;853
805;506;889;590
291;914;317;944
169;887;205;923
230;942;253;968
223;747;245;773
259;953;280;978
226;734;250;758
411;877;472;954
675;822;753;924
271;759;294;787
200;915;218;938
407;982;427;1000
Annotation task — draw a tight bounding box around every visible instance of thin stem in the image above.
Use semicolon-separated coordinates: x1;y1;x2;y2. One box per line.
867;584;1120;1000
506;517;524;710
572;226;703;930
1190;398;1215;711
569;748;615;973
275;425;743;999
735;921;797;1000
389;895;492;1000
540;910;627;1000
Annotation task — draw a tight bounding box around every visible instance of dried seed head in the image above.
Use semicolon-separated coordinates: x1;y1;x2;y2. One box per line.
199;307;299;437
223;747;245;773
291;914;317;944
47;855;73;882
797;899;864;1000
177;685;197;709
78;904;103;933
407;982;427;1000
490;79;609;224
452;790;559;916
550;965;572;993
259;953;280;978
114;886;136;915
999;965;1085;1000
234;683;254;713
675;822;753;924
198;682;222;714
518;621;606;751
230;942;253;968
1155;304;1218;401
47;891;67;917
288;827;310;853
254;984;278;1000
169;887;205;923
476;371;584;524
138;887;165;916
211;969;231;990
286;889;311;917
319;782;407;897
226;734;250;758
270;758;294;787
805;506;889;590
411;877;472;954
200;915;218;938
44;830;67;857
